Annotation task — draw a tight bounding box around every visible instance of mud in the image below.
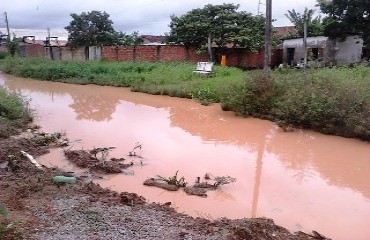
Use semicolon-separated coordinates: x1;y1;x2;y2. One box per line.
0;121;317;239
64;149;131;174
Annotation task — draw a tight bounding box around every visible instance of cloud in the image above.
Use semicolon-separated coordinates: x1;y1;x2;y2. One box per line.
1;0;319;36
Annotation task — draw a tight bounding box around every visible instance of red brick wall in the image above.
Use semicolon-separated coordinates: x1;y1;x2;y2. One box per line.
101;45;209;63
215;48;283;69
25;44;44;57
101;45;282;69
135;46;158;62
186;47;209;63
118;46;134;61
102;46;118;61
159;46;187;62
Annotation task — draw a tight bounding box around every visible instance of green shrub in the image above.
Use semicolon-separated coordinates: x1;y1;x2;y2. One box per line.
0;52;8;59
0;86;31;121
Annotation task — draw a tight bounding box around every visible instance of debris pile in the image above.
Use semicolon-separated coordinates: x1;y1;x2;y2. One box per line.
144;171;236;198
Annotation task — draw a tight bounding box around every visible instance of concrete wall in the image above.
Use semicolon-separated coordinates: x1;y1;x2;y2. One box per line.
44;47;87;61
334;36;363;65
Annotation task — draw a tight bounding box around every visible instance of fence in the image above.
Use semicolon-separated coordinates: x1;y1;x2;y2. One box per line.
16;44;283;69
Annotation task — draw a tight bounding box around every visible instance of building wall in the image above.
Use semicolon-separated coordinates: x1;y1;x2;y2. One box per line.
334;36;363;65
282;36;363;66
282;36;329;64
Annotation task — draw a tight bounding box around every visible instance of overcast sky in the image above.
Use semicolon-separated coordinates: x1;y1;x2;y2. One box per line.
1;0;319;38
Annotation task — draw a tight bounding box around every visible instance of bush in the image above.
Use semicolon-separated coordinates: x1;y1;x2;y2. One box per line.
0;86;31;121
0;52;8;60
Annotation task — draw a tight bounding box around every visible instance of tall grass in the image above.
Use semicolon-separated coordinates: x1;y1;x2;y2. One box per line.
0;86;31;121
222;66;370;139
1;57;370;140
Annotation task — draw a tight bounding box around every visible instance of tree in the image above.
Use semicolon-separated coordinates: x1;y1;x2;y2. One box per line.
5;35;20;57
317;0;370;46
285;8;324;37
167;4;265;52
65;11;118;48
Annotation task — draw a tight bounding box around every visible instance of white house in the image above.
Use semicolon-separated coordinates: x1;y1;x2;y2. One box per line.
282;36;363;67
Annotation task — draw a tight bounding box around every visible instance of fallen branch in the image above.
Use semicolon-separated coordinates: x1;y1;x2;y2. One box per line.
20;151;43;170
156;171;187;187
143;178;180;191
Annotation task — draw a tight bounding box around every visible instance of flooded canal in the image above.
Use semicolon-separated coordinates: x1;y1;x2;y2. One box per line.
1;73;369;240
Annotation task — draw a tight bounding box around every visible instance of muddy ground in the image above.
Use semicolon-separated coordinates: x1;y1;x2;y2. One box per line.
0;120;329;240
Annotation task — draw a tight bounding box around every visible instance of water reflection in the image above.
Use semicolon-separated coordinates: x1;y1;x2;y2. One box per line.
69;95;119;121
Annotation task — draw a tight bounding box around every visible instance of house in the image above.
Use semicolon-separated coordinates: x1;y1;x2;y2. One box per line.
274;26;297;38
141;35;166;45
282;35;363;67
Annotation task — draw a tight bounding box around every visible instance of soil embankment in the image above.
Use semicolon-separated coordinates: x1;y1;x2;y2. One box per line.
0;121;321;239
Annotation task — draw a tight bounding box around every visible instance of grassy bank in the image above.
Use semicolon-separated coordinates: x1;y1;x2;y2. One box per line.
1;57;369;140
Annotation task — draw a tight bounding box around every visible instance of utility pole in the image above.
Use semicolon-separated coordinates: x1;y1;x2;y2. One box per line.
4;12;10;41
303;9;308;68
263;0;272;77
208;33;213;62
257;0;265;15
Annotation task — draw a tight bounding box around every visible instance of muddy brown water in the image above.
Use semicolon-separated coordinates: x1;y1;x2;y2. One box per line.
1;73;369;240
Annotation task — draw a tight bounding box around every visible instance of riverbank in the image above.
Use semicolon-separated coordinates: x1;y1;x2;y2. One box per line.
0;108;320;239
1;57;369;141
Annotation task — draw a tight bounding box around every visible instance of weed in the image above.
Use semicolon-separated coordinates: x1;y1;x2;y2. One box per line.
0;86;31;122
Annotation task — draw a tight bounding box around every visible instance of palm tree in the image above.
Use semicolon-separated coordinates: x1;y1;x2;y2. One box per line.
285;8;324;37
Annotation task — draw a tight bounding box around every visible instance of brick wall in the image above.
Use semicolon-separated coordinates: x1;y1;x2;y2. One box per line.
102;46;118;61
27;44;44;57
100;45;281;69
101;45;209;63
215;48;282;69
159;46;187;62
135;46;158;62
118;47;134;61
186;47;209;63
